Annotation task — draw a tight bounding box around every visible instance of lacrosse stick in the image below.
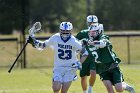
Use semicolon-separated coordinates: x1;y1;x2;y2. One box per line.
8;22;41;73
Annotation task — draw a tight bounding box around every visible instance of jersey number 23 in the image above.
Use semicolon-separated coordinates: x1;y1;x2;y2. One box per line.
58;49;72;60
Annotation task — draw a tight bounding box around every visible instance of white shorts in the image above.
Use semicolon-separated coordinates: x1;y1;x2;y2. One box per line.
53;67;77;82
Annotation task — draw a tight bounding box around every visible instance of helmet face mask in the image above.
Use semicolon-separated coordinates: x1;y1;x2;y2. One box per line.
59;22;73;41
89;30;98;38
60;30;71;40
88;23;101;40
87;22;97;27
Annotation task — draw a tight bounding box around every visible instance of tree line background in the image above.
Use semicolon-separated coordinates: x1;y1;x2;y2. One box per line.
0;0;140;34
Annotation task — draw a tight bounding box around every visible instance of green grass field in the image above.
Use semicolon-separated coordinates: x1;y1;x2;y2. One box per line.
0;33;140;93
0;64;140;93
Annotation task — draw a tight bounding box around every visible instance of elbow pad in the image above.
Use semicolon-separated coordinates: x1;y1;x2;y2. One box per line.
35;40;46;49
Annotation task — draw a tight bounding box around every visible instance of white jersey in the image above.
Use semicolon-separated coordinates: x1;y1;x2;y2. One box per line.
35;33;82;68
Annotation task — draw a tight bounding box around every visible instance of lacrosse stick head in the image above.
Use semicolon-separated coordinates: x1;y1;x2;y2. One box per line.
29;22;41;36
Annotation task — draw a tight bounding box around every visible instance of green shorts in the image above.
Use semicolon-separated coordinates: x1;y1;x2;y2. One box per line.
80;60;96;77
99;67;124;85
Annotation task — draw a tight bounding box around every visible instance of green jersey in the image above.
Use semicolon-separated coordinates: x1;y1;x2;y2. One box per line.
76;29;94;63
76;29;96;77
85;34;121;74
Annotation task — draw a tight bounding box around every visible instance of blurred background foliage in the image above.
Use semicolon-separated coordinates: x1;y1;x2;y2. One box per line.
0;0;140;34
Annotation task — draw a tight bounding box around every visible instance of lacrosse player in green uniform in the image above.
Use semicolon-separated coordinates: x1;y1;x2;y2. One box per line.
84;23;135;93
76;15;104;93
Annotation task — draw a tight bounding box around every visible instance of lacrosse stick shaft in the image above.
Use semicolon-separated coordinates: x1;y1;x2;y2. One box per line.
8;42;28;73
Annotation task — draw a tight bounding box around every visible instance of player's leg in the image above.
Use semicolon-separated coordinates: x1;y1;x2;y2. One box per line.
61;81;72;93
114;82;123;92
80;62;90;93
61;68;77;93
52;81;61;93
100;71;115;93
88;70;96;93
113;67;135;93
114;82;135;93
52;68;63;93
122;82;135;93
112;67;135;93
81;76;88;93
88;62;96;93
112;67;124;92
102;80;115;93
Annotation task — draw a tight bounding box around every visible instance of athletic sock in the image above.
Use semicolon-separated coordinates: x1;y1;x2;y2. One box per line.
88;86;93;93
83;90;87;93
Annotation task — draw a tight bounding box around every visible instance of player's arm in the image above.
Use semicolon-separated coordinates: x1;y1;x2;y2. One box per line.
80;54;88;63
72;50;88;70
76;31;82;40
72;39;88;70
76;30;86;40
27;35;54;50
27;36;47;49
80;41;88;63
88;35;110;48
74;39;88;63
73;47;88;70
88;40;106;48
75;39;88;62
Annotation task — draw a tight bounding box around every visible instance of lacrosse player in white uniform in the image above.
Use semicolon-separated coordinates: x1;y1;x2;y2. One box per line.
27;22;88;93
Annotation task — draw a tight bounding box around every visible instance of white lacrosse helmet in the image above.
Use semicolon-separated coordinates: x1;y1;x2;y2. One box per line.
88;23;102;39
87;15;98;27
59;22;73;40
87;15;98;23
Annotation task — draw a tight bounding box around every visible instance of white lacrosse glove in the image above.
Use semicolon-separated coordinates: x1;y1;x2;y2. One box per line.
72;61;82;70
